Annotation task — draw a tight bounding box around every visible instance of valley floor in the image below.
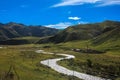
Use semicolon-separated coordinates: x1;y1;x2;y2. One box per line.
0;42;120;80
38;50;107;80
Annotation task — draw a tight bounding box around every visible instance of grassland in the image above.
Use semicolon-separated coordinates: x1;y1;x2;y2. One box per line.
55;40;120;80
34;39;120;80
0;45;80;80
0;36;120;80
13;36;41;43
0;21;120;80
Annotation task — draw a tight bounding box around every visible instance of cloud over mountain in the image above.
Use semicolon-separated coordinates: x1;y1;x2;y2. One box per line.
45;22;73;29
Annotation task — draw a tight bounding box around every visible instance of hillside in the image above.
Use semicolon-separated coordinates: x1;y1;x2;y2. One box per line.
91;26;120;51
0;22;58;41
0;37;40;45
37;20;120;43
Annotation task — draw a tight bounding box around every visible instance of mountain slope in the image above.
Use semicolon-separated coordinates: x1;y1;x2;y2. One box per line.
37;20;120;43
93;26;120;44
92;26;120;51
0;37;40;45
0;22;59;41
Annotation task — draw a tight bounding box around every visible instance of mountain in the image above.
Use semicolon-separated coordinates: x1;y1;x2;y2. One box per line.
37;20;120;43
91;26;120;51
0;22;59;41
92;26;120;45
0;37;41;45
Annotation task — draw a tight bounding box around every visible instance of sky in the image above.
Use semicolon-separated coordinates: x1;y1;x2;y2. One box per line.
0;0;120;29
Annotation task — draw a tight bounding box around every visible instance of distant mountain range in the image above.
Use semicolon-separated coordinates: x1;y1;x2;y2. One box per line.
0;20;120;45
0;22;59;41
37;20;120;43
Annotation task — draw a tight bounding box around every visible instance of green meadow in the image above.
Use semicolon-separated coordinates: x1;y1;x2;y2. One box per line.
0;45;80;80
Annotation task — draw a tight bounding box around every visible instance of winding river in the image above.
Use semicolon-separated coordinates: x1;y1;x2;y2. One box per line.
36;50;109;80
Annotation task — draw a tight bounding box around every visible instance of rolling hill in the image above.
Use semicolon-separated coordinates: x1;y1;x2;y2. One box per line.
91;25;120;51
0;22;59;41
37;20;120;44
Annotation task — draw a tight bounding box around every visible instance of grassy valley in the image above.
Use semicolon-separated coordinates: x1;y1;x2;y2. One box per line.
0;20;120;80
37;20;120;43
0;45;80;80
36;20;120;80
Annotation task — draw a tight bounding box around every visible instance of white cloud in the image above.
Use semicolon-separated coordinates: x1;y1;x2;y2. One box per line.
68;17;81;20
51;0;120;7
97;0;120;6
45;21;89;29
45;22;73;29
51;0;100;7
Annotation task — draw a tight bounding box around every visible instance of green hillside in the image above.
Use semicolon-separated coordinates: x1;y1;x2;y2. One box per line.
37;24;120;79
0;37;40;45
37;20;120;43
0;20;120;80
0;22;58;41
92;26;120;51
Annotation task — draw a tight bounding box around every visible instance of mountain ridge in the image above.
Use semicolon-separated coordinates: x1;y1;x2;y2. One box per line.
37;20;120;44
0;22;59;41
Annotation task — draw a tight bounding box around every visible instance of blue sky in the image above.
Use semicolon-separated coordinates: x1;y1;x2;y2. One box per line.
0;0;120;29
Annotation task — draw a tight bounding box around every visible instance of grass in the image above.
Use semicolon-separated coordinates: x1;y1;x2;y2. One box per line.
0;37;120;80
58;52;120;79
54;40;120;80
34;40;120;80
0;45;80;80
13;36;41;43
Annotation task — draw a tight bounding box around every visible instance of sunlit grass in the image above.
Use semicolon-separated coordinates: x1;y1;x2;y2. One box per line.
0;46;80;80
